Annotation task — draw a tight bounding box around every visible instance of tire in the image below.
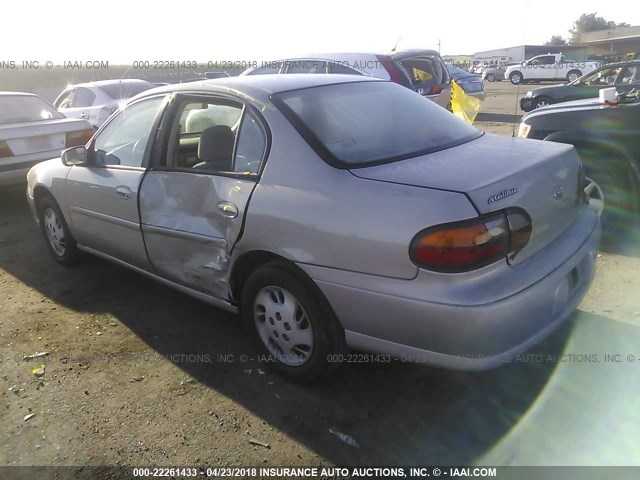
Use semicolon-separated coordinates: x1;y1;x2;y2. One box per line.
533;97;554;109
486;73;496;82
581;157;639;246
509;71;523;85
241;261;346;382
38;195;80;265
567;70;582;83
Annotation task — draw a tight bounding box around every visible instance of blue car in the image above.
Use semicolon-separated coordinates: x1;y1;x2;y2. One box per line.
446;63;486;101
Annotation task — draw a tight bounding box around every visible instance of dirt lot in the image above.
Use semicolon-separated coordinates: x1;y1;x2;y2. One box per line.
2;81;640;470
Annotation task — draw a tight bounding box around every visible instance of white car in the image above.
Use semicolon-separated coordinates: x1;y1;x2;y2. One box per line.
241;50;452;109
53;79;155;129
0;92;93;186
505;54;602;85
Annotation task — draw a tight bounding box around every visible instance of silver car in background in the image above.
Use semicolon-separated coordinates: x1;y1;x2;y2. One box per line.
0;92;93;186
27;75;599;381
242;50;452;109
482;65;507;82
53;79;155;129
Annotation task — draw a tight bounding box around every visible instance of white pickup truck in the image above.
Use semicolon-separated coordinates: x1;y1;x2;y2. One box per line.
505;54;601;85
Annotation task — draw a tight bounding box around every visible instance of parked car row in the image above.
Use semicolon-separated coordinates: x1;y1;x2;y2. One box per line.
241;50;454;109
520;60;640;111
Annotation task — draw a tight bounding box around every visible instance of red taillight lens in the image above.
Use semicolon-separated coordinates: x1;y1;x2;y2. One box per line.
410;210;531;272
0;140;13;158
65;129;94;148
376;55;411;88
427;85;445;95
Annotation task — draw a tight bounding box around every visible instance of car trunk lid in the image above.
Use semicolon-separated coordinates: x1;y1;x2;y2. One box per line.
0;118;91;157
350;134;583;264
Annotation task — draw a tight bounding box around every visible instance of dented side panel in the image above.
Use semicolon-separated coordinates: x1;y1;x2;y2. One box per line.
139;171;256;298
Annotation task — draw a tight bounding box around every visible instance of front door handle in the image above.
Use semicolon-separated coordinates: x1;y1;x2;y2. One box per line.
115;185;132;200
217;201;238;219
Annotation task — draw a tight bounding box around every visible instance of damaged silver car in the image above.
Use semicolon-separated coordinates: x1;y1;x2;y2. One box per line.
27;75;600;381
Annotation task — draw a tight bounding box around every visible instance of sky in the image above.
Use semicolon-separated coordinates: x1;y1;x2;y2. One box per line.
2;0;639;64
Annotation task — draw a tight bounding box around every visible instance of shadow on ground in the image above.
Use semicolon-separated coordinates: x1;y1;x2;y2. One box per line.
2;185;637;466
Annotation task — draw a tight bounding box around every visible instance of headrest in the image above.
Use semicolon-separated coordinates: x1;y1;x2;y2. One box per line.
198;125;235;163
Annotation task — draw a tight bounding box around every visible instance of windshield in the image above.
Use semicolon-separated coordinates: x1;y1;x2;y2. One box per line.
273;81;481;167
0;95;65;124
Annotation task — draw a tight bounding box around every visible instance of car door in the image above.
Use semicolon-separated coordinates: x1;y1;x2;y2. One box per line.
535;55;558;80
55;88;98;124
139;94;268;299
65;95;168;269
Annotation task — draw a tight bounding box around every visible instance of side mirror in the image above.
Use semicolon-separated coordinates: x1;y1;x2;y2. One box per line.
61;146;87;166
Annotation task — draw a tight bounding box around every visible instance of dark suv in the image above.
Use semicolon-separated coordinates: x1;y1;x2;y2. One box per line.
518;91;640;245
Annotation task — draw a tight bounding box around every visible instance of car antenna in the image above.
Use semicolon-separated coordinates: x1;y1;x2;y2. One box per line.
392;36;402;52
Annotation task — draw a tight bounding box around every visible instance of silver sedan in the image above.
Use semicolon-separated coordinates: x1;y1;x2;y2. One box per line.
27;75;600;381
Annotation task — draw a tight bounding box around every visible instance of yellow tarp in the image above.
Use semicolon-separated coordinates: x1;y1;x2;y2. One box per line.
450;80;481;125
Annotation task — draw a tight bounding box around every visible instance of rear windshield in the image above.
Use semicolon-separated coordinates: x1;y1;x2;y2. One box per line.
273;81;481;167
0;95;64;124
99;82;153;99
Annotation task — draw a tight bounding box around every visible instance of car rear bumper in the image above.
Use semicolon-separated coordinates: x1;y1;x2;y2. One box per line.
0;150;61;186
301;209;600;370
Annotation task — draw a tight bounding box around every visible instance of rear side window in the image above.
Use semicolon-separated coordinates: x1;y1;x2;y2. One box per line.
274;81;481;168
0;95;64;124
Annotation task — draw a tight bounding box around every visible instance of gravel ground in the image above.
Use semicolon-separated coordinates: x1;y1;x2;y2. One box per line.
2;81;640;470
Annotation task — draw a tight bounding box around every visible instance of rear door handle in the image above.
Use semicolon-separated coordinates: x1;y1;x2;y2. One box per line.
115;185;132;200
217;201;238;219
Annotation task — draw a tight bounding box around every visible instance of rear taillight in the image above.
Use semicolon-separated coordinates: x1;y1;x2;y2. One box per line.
376;55;411;88
410;210;532;272
65;129;94;148
0;140;13;158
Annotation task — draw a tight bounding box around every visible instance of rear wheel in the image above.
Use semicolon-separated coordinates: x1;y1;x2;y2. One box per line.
533;97;553;109
38;195;80;265
241;261;345;382
486;73;496;82
509;71;523;85
567;70;582;83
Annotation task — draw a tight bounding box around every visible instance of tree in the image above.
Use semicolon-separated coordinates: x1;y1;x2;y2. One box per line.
544;35;568;46
569;13;629;42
